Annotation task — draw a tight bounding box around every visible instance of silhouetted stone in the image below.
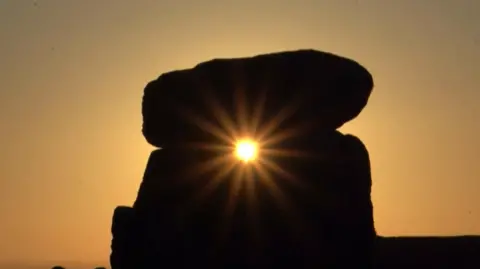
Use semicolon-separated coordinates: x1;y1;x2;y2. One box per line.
375;236;480;269
142;49;374;148
51;266;65;269
111;206;137;269
112;50;377;268
111;131;375;268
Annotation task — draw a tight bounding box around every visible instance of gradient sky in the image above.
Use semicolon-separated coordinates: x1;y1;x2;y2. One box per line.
1;0;479;265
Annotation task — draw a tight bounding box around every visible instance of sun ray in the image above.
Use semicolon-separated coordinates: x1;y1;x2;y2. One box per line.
257;157;307;191
254;159;311;243
201;86;239;140
216;166;246;245
224;166;245;217
182;142;233;153
187;153;233;178
232;72;249;135
255;100;302;142
244;164;262;248
260;148;311;158
250;87;268;137
190;161;238;204
259;120;315;147
190;72;240;140
259;127;298;147
253;163;291;211
244;164;258;213
164;71;330;251
176;105;234;144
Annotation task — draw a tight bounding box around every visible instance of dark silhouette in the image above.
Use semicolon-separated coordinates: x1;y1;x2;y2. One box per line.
110;49;480;268
48;265;106;269
113;49;375;268
115;131;374;269
141;49;373;148
375;236;480;268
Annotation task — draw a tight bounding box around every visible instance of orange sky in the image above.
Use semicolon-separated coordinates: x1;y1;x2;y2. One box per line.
1;0;479;265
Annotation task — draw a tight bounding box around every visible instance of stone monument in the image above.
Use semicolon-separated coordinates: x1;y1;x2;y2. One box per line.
111;49;376;268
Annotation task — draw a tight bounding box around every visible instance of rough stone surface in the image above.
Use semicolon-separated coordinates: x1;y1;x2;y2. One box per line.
142;49;374;148
111;131;376;268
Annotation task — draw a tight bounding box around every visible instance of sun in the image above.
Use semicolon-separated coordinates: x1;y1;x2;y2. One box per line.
235;139;258;162
176;79;309;221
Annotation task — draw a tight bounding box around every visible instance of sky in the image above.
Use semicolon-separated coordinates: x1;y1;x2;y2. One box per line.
0;0;479;265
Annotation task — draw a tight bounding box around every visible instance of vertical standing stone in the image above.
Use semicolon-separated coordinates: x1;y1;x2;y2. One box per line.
260;131;375;268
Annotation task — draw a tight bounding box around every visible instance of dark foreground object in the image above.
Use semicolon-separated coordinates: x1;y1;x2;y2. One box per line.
375;236;480;268
113;49;376;268
111;131;376;269
111;49;480;268
142;49;373;148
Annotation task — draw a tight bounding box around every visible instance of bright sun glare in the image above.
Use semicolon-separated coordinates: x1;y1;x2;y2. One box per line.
235;140;258;162
180;81;307;220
